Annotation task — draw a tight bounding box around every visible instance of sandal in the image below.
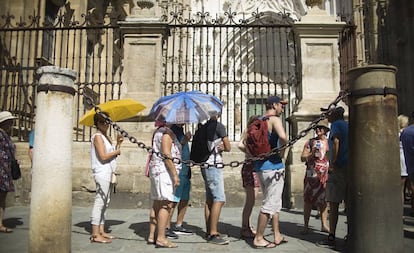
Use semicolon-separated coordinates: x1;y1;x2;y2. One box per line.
155;240;177;248
101;233;116;239
275;237;288;245
253;240;277;249
90;235;112;244
0;226;13;233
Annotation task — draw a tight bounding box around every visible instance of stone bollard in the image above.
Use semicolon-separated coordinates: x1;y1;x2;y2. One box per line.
347;65;403;253
29;66;77;253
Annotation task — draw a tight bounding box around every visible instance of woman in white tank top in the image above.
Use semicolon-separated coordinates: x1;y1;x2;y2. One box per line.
89;112;123;244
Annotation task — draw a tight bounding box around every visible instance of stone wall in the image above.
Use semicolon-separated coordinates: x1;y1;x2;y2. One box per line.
9;141;269;209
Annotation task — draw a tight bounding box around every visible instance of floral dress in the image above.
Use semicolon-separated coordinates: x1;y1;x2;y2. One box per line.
0;128;15;192
303;138;329;208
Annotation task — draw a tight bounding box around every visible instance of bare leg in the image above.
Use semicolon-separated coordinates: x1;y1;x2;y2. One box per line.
241;186;257;237
0;192;12;232
329;202;340;237
302;202;312;233
253;212;274;247
0;192;6;227
99;224;115;239
176;200;188;226
204;200;212;235
90;224;111;243
208;201;224;235
155;200;176;247
148;202;157;243
319;203;330;232
271;212;285;244
167;202;176;230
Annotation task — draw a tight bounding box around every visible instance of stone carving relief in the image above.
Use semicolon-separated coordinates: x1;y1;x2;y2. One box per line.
226;0;308;20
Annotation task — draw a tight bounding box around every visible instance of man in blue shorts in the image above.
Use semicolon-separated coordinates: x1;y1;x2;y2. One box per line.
167;124;194;237
199;114;231;245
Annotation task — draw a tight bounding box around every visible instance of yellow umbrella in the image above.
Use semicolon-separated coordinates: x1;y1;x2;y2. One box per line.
79;98;146;126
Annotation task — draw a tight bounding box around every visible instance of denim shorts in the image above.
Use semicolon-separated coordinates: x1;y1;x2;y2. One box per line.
201;167;226;202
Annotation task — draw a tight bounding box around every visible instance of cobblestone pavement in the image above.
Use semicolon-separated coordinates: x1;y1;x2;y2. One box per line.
1;205;413;252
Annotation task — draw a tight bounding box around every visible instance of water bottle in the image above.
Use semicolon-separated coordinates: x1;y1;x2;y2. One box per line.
314;140;321;158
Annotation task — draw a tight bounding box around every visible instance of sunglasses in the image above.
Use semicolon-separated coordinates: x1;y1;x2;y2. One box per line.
98;120;109;125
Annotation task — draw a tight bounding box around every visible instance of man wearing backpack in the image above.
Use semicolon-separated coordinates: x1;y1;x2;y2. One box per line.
252;96;288;249
194;113;231;245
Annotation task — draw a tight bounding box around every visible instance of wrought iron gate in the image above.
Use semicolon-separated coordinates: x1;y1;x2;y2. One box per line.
0;10;123;141
161;8;299;141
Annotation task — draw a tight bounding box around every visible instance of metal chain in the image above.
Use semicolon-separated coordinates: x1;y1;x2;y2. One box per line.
80;89;350;169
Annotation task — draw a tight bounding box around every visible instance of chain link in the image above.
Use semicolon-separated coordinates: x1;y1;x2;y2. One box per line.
80;89;350;169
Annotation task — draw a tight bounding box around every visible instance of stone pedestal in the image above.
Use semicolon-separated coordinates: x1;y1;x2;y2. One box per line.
117;4;168;142
29;66;76;253
287;6;346;208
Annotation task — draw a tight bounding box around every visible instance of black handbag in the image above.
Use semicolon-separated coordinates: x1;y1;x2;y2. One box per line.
11;159;21;180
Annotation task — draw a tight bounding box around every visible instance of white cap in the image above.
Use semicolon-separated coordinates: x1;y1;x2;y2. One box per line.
0;111;17;124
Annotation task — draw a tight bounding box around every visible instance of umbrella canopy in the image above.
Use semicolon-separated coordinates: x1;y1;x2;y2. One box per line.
79;98;146;126
149;91;223;124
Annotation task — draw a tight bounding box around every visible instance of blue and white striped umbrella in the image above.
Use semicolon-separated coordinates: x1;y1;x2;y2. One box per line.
149;91;223;124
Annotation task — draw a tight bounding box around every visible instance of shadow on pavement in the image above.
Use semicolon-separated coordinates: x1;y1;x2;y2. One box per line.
74;219;125;234
3;217;24;228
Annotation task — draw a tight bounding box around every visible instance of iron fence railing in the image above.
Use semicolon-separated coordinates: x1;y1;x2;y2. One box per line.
161;7;299;141
0;10;123;142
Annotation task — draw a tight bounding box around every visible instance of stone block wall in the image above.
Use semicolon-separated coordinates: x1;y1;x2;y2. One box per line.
9;142;268;209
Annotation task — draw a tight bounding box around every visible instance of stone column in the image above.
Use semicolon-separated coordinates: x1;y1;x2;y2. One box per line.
29;66;77;253
347;65;403;253
286;6;346;208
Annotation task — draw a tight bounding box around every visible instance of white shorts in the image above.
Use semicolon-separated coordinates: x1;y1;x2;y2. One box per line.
257;169;285;215
150;171;175;201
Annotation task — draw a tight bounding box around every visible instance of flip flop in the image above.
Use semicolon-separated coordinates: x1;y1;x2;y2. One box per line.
0;226;13;233
253;242;277;249
155;240;177;248
275;237;288;245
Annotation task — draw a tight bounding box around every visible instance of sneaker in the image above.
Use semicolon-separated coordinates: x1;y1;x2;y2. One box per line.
165;228;179;239
316;234;336;249
173;225;194;235
207;234;229;245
